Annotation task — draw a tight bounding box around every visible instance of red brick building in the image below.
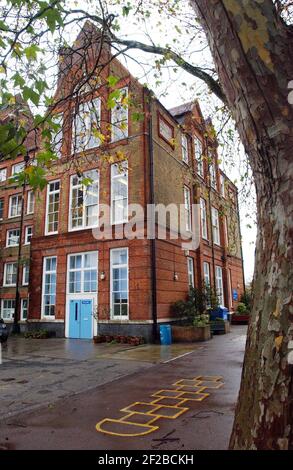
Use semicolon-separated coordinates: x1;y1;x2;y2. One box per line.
0;23;245;341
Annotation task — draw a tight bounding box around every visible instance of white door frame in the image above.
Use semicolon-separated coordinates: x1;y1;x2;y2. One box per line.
65;251;98;339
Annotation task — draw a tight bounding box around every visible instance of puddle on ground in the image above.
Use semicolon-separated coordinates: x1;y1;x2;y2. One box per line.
96;344;201;364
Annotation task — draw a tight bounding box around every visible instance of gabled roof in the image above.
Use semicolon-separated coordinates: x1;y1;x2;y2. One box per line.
169;101;194;117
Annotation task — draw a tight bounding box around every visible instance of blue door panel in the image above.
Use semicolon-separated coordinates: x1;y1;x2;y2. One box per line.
80;300;93;339
69;300;80;339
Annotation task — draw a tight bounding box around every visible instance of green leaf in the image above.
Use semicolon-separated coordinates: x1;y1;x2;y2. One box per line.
23;86;40;106
106;75;119;87
107;89;122;109
24;44;41;61
12;72;25;88
131;112;145;122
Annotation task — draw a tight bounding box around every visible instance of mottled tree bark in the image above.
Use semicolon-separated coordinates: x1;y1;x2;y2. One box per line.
190;0;293;450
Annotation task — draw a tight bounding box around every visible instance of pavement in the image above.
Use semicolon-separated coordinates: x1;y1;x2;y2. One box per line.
0;325;247;450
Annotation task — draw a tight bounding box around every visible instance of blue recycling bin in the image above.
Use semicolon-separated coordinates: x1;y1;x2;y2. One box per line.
210;307;229;321
160;324;172;345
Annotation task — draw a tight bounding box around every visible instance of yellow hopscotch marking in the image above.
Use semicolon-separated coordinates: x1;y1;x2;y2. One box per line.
96;375;224;437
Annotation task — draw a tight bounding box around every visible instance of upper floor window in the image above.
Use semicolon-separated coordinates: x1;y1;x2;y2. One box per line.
51;114;63;158
27;190;35;214
4;262;17;286
200;198;208;240
184;186;192;232
23;263;30;286
0;198;4;220
72;98;101;153
9;194;22;218
182;134;189;164
0;168;7;182
69;169;99;231
6;228;20;247
111;162;128;225
211;207;220;245
12;162;25;176
158;113;174;147
25;226;33;245
111;87;129;142
210;160;217;190
45;180;60;235
194;137;203;177
220;174;225;197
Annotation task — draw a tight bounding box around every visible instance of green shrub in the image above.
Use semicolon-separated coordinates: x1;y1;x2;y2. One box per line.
24;329;51;339
237;302;248;314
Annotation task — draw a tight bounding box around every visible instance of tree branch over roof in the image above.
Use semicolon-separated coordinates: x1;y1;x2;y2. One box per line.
65;9;227;104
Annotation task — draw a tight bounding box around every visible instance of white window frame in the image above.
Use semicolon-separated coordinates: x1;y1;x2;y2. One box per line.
220;174;226;198
111;87;129;142
51;113;63;158
41;256;57;319
212;207;220;246
200;198;208;240
224;216;229;247
11;162;25;176
45;180;60;235
110;247;129;320
203;262;210;287
72;98;101;153
8;194;22;218
24;226;33;245
111;162;128;225
69;170;99;231
184;186;192;232
209;156;217;190
1;299;15;321
182;134;189;164
215;266;225;306
194;137;203;177
0;198;3;220
0;168;7;182
6;228;20;247
3;262;17;286
21;298;28;321
27;190;35;214
187;257;195;288
22;263;29;286
67;252;98;295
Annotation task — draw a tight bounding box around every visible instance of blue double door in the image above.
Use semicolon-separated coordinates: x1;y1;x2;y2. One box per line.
69;299;93;339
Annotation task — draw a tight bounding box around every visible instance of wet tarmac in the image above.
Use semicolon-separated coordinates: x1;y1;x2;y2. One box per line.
0;326;247;450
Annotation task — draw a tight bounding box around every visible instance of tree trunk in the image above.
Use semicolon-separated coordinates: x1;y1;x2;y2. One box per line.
190;0;293;450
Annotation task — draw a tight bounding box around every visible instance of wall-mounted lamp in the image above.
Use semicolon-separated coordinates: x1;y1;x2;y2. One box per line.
174;272;179;282
100;271;106;281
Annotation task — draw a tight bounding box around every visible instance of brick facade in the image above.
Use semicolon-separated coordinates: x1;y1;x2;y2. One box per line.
0;23;245;340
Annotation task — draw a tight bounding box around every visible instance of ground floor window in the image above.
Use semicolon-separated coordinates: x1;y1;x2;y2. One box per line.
110;248;129;319
21;298;28;320
68;252;98;294
215;266;224;306
203;262;210;286
187;257;195;288
42;256;57;318
1;299;15;320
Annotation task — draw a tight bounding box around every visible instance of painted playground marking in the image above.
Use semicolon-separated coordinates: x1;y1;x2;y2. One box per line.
96;375;224;437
